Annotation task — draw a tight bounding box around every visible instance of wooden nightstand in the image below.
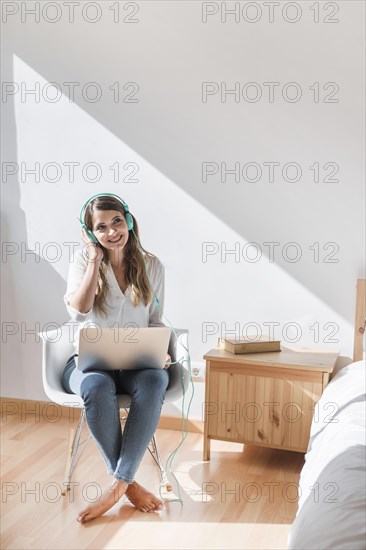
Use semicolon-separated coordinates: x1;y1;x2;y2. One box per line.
203;345;339;460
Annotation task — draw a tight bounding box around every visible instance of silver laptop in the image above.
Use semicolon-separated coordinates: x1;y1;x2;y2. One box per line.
77;326;171;371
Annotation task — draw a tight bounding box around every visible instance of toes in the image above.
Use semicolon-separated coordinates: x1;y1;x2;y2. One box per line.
147;501;163;512
77;512;87;523
148;505;160;513
152;499;163;509
77;509;95;523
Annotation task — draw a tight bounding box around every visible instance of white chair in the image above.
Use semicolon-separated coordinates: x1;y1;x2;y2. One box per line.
40;323;190;495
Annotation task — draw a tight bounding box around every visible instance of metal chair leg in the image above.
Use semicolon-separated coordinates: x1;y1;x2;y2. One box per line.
62;407;170;495
147;435;172;492
62;408;91;495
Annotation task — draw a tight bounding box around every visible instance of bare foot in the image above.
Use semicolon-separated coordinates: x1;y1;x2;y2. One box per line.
77;479;129;523
125;481;164;513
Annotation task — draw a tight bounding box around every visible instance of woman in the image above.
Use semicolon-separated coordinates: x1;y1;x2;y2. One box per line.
62;194;171;523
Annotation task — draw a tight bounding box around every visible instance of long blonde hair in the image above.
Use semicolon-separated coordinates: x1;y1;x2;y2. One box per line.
83;195;156;317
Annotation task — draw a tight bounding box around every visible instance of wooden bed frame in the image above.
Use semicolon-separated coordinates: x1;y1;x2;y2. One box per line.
353;279;366;362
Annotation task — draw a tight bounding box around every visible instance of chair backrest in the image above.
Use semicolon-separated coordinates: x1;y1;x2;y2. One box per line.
166;328;190;400
40;323;76;399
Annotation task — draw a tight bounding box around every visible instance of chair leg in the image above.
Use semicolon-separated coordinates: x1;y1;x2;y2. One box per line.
147;435;172;492
62;408;91;495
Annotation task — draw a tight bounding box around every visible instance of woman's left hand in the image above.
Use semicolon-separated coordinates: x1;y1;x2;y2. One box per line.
164;354;171;369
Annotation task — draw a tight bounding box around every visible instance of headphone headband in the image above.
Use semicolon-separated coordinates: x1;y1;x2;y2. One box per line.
79;193;130;225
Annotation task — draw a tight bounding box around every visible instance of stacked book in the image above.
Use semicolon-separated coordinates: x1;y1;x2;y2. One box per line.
219;336;281;354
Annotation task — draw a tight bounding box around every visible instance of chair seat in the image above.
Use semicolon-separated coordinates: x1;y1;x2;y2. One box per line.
40;324;190;410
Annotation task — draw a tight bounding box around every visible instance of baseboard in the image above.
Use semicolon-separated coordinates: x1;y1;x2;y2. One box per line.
0;396;203;434
157;415;203;434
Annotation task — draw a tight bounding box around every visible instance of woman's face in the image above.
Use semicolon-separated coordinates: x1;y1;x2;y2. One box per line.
91;209;129;252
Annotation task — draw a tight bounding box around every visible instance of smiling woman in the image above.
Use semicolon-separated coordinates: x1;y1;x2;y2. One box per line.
80;194;156;317
61;193;171;523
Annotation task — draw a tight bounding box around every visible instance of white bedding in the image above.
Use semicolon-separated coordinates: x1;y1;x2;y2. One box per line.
288;360;366;550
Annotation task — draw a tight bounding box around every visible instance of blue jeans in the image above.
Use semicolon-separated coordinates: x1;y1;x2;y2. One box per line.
62;354;170;484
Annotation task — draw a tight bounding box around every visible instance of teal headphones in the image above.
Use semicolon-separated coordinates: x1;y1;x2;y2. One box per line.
78;192;134;244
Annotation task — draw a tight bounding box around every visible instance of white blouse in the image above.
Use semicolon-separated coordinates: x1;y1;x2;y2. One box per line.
64;248;166;356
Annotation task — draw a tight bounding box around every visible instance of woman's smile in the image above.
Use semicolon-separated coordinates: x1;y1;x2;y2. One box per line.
108;234;123;244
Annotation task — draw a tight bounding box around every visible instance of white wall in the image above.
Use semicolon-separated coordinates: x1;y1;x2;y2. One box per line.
1;1;365;420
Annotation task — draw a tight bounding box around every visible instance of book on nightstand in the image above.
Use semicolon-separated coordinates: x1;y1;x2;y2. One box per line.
219;336;281;354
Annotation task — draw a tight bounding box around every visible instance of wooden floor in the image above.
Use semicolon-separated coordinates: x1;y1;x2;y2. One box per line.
1;409;305;550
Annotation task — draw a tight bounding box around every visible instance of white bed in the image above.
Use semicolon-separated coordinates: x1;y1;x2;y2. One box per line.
288;360;366;549
288;280;366;550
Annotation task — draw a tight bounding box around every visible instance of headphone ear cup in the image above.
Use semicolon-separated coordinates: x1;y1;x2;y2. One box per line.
125;212;134;231
80;222;99;244
87;230;99;244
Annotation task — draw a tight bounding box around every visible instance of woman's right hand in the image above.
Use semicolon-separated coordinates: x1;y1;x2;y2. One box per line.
81;228;104;263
